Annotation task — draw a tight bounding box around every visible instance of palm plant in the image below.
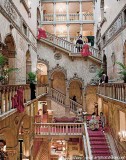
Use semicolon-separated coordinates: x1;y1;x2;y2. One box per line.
27;72;36;83
116;62;126;83
95;68;104;79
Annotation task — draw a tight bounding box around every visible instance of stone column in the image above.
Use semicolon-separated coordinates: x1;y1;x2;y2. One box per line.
53;2;56;21
23;129;31;159
67;24;70;41
66;2;69;21
65;82;70;116
79;1;82;21
5;89;9;112
53;24;56;35
41;4;44;21
80;24;83;35
1;90;5;114
82;86;86;112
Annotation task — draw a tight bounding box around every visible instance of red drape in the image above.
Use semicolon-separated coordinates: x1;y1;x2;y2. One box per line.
37;28;47;39
81;44;92;57
11;88;24;112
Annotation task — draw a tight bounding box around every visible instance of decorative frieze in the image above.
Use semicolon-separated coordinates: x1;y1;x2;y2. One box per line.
101;5;126;48
0;0;37;50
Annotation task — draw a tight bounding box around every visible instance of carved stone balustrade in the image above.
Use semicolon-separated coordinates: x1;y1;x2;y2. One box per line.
51;88;66;106
98;83;126;102
34;122;84;136
70;99;83;113
40;32;101;61
36;84;48;97
43;13;93;22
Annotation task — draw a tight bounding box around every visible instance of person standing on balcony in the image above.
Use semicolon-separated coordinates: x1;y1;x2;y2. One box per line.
100;72;108;83
76;35;83;52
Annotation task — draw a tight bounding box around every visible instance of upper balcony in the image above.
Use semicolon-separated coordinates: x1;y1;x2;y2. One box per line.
42;13;94;24
97;83;126;104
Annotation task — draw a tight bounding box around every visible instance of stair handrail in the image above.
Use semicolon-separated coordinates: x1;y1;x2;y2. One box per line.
83;134;88;159
84;122;93;160
40;31;101;60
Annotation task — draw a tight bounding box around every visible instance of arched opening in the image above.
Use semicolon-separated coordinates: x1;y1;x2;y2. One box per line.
26;50;31;83
51;71;66;94
123;41;126;66
69;80;82;104
2;34;16;84
102;54;107;74
37;7;41;27
37;62;48;85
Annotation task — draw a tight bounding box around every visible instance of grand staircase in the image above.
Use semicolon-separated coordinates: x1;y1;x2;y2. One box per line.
38;31;102;63
50;88;83;113
86;116;112;159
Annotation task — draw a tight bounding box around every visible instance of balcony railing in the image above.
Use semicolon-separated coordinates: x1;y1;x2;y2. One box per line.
43;13;93;22
40;32;101;61
98;83;126;102
34;122;84;136
0;84;48;116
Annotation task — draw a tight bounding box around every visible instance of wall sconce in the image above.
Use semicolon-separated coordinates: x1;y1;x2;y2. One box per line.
118;131;126;142
111;52;115;66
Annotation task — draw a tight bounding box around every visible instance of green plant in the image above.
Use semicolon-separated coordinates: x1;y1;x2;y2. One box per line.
116;62;126;83
95;68;104;79
27;72;36;83
0;53;18;84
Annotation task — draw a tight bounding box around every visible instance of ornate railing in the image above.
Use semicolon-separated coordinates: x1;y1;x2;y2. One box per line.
51;88;66;105
43;13;93;22
40;32;101;60
84;122;93;160
70;99;83;113
0;84;48;115
98;83;126;102
34;122;84;136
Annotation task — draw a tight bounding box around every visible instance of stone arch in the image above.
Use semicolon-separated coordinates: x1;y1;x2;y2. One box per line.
68;74;84;104
102;54;107;74
123;40;126;66
37;7;41;27
2;34;16;84
50;64;67;80
51;71;66;94
37;58;49;85
26;50;31;83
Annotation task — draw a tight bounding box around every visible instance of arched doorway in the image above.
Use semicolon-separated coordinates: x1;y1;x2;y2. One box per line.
69;80;82;104
26;50;31;83
3;34;16;84
51;71;66;94
123;41;126;66
102;54;107;74
37;62;48;85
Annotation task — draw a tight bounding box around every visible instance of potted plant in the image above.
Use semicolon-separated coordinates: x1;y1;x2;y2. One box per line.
27;71;36;100
0;53;18;84
116;62;126;83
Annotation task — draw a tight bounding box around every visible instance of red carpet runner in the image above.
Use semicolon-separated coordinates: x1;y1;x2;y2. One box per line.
87;116;112;159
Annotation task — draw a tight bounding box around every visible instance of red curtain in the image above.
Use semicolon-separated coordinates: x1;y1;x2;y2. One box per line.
81;44;92;57
37;28;47;39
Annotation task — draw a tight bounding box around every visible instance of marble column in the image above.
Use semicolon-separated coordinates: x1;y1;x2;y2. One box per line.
79;1;82;21
53;24;56;35
66;2;69;21
65;82;70;116
67;24;70;41
80;24;83;35
53;2;56;22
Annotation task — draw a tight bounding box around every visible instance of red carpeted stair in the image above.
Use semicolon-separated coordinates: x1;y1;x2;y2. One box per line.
87;116;112;159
